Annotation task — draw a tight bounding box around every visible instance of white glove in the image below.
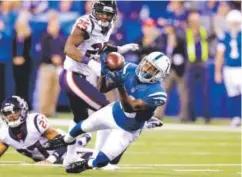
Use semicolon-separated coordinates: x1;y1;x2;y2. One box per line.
117;43;139;54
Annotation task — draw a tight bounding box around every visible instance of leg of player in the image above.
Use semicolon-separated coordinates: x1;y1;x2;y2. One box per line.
65;128;141;173
92;129;111;158
44;103;116;150
64;103;117;143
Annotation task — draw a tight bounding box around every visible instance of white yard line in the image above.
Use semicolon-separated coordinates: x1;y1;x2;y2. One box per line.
172;169;220;172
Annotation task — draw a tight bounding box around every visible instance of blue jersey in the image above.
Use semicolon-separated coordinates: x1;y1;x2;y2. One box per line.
112;63;167;131
218;32;241;67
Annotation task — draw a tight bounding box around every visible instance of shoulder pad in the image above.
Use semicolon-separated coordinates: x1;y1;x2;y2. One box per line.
33;113;50;134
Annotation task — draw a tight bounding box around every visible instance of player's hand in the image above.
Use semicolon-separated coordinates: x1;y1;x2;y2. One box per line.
117;43;139;54
101;56;109;75
13;56;25;65
106;70;124;87
35;160;52;165
215;71;222;84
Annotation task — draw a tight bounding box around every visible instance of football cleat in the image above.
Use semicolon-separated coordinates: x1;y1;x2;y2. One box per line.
65;159;92;173
43;135;75;150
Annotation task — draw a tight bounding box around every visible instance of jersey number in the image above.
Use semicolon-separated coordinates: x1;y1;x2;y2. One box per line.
85;42;108;57
229;39;239;59
39;119;47;129
77;19;89;31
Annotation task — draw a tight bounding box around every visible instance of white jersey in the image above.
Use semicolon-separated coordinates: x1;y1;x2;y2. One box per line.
64;14;114;76
0;113;53;161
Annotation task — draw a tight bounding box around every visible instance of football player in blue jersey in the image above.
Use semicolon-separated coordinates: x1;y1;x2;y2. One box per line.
215;10;241;126
44;51;171;173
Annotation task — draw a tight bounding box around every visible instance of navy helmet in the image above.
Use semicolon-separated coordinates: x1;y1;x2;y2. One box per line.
1;96;28;128
92;0;117;30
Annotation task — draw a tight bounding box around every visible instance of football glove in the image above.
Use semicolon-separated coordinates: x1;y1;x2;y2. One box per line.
117;43;139;54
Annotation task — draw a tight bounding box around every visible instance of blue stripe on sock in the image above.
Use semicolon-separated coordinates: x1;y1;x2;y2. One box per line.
92;151;110;168
69;121;86;137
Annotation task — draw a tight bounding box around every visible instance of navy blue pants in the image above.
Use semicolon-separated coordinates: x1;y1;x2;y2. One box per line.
186;64;210;121
59;70;109;123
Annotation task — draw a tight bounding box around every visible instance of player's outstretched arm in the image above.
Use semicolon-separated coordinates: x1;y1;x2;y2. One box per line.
42;127;60;140
64;27;86;62
0;141;9;158
117;86;149;112
40;127;67;164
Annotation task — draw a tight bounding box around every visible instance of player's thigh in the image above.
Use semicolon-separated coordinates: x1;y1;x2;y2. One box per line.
100;129;141;160
223;67;241;97
67;91;89;122
81;103;118;132
62;70;109;111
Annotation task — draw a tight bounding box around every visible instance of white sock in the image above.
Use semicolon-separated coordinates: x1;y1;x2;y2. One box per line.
64;134;75;143
93;130;111;158
88;158;94;168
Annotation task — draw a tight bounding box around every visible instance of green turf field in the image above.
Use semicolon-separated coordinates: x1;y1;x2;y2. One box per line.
0;117;241;177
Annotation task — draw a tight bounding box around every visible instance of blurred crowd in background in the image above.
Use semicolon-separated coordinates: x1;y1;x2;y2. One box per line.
0;1;241;123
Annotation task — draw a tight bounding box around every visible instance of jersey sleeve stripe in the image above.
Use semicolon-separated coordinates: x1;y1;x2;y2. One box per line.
123;63;131;75
153;97;167;102
148;92;167;97
34;114;41;133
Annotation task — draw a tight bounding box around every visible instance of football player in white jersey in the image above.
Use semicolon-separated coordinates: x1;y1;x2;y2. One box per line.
59;0;139;168
0;96;93;164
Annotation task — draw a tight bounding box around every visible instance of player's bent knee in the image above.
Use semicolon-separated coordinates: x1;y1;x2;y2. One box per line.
93;151;110;168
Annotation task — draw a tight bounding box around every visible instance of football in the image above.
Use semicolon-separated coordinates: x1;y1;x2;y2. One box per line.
105;52;125;71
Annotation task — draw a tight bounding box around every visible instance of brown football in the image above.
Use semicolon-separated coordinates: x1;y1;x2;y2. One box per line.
105;52;125;71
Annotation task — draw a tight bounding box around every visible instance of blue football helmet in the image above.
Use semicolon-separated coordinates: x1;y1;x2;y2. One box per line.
1;96;28;128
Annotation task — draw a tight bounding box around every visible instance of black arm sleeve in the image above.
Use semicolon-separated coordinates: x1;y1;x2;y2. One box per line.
102;43;118;54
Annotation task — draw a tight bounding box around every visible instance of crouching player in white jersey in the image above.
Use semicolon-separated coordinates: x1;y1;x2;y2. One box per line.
60;0;140;168
44;51;170;173
215;10;242;126
0;96;92;164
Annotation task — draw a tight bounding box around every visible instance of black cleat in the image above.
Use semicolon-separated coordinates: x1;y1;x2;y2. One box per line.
43;135;75;150
65;160;92;173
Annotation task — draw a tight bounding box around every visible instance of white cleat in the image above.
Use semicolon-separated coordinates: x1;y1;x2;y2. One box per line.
101;163;120;171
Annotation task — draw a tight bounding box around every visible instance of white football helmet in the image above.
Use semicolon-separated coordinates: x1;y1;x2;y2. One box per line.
136;52;171;83
226;10;242;35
